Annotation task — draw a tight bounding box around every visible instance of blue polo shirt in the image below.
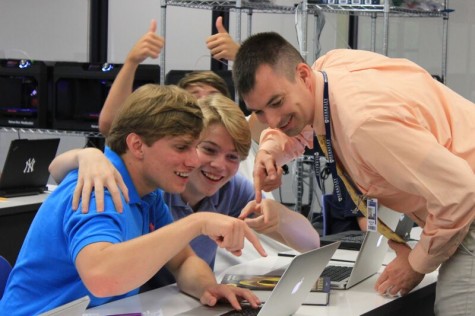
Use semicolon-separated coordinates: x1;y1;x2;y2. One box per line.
0;147;174;315
140;173;258;290
164;173;256;268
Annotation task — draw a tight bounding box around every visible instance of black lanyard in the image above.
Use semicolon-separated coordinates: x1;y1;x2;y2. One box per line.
313;71;343;202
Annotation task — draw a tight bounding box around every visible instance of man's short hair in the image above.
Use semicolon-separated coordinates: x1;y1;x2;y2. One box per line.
198;94;251;161
107;84;203;154
178;71;231;98
233;32;305;97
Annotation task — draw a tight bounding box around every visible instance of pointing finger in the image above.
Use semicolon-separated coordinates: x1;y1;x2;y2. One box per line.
244;226;267;257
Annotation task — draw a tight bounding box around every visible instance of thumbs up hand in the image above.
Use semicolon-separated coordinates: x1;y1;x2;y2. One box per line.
206;16;240;61
126;19;165;65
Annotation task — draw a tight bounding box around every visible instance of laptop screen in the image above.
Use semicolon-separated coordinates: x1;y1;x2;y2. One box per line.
0;138;60;196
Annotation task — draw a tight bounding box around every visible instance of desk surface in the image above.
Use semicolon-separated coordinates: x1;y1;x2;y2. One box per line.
0;185;55;215
0;192;50;215
85;254;437;316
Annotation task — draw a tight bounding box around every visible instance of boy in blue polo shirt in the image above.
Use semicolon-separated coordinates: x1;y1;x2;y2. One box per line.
0;85;265;315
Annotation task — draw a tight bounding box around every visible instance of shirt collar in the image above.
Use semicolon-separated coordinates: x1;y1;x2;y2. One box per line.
166;188;221;210
104;146;141;205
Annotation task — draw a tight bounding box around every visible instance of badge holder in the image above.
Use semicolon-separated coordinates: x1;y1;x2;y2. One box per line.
367;198;378;232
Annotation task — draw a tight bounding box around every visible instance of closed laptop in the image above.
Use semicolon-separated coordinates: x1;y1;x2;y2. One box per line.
0;138;60;197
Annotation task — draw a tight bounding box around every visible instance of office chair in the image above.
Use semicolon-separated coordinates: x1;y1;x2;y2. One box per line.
0;255;12;299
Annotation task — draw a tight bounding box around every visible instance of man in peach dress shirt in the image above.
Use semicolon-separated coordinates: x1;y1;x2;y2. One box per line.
233;32;475;316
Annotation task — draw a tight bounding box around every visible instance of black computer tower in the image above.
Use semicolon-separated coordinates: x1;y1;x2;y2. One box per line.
0;59;49;128
52;62;159;132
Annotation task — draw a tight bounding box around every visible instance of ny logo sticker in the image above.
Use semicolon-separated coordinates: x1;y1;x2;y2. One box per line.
23;158;36;174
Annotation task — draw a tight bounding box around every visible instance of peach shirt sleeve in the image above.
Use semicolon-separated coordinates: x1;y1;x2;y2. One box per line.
258;125;314;167
351;116;475;274
258;49;475;273
310;49;475;274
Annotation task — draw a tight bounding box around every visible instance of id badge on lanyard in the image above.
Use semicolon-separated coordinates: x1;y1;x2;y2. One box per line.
366;198;378;232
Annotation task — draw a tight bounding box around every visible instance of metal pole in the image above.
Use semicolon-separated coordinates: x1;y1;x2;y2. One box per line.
160;0;167;84
441;0;449;83
370;12;377;52
301;0;309;63
236;0;242;46
383;0;389;55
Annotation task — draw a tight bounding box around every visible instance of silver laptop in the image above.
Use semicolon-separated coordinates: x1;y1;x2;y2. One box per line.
177;242;340;316
322;230;388;290
378;205;414;240
39;295;90;316
0;138;59;197
320;213;414;251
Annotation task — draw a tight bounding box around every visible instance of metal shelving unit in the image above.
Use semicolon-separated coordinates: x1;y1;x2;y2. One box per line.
159;0;451;214
159;0;450;82
0;127;103;138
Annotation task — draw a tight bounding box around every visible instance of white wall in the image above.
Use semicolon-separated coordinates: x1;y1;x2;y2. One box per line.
104;1;475;103
0;0;89;62
107;1;348;69
357;1;475;101
0;1;472;101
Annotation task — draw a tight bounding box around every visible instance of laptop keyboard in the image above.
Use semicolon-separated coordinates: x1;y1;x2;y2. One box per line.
220;305;262;316
321;265;353;282
341;233;365;243
320;231;365;251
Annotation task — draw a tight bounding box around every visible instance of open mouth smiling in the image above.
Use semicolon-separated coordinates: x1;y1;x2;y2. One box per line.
202;170;224;182
279;115;292;130
175;171;190;178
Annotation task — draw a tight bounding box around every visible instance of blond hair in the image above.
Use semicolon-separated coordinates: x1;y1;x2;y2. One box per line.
198;94;251;160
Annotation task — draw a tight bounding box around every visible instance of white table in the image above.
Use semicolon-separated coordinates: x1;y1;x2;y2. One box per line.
85;253;437;316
